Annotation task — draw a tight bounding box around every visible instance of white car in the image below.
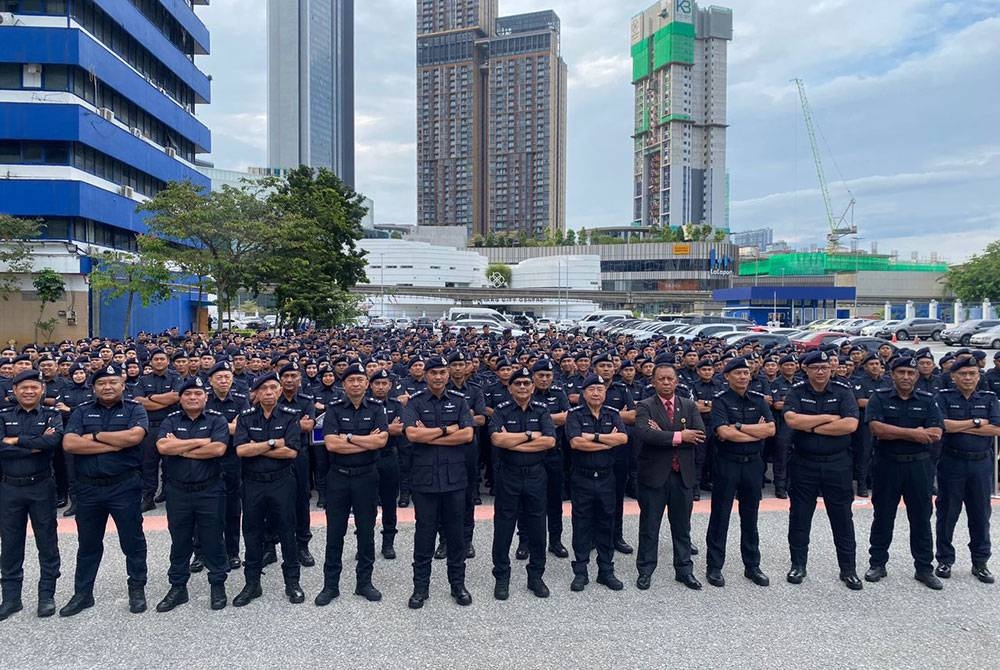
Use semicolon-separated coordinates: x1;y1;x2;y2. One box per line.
451;318;525;337
535;318;556;330
969;325;1000;349
860;320;898;337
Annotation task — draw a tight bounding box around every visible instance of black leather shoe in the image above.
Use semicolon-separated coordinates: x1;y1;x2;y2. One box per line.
515;543;529;560
474;495;482;505
914;571;943;590
691;543;699;556
570;574;589;592
153;488;166;504
128;586;147;614
596;573;624;591
700;482;713;492
37;594;56;618
527;578;550;598
285;581;305;603
856;486;869;498
706;569;725;588
232;580;262;607
549;542;569;558
140;494;156;512
864;565;887;583
355;584;382;602
494;581;510;601
228;555;243;570
744;567;770;587
56;496;67;509
786;565;807;584
58;592;94;617
398;493;410;508
155;585;189;613
210;584;227;610
0;599;23;621
840;571;863;590
434;541;447;560
935;563;952;579
408;589;428;609
676;573;702;590
189;555;205;573
466;543;476;559
298;546;316;567
316;492;326;509
775;488;788;499
314;586;340;606
63;501;76;517
614;538;634;555
693;490;701;501
636;574;651;590
382;542;396;560
262;545;277;566
450;585;472;606
972;563;995;584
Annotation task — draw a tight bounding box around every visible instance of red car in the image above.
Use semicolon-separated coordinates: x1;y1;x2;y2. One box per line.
790;330;850;352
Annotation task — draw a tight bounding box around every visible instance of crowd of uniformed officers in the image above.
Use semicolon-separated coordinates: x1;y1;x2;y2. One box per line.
0;327;997;621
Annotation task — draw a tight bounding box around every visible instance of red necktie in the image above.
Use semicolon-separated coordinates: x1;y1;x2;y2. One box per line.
665;398;680;472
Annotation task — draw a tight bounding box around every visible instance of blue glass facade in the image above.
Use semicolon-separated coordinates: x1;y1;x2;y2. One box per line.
0;0;211;338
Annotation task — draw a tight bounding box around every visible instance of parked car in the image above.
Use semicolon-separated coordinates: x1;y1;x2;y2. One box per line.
368;317;394;330
840;319;878;335
412;316;436;330
940;319;1000;346
534;318;556;330
828;336;898;355
860;320;897;337
790;330;850;352
451;319;525;337
969;325;1000;349
872;318;945;341
723;333;791;349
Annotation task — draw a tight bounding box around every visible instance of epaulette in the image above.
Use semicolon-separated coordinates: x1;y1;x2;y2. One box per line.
232;391;248;399
874;387;893;394
446;389;467;399
240;407;256;415
713;389;728;399
831;380;852;390
747;390;766;398
280;405;301;415
408;389;427;400
915;389;936;398
530;400;549;410
938;387;957;394
603;404;622;413
791;381;807;388
205;409;223;416
980;390;996;396
0;406;13;413
495;400;512;410
78;399;97;407
568;405;585;412
552;384;564;391
369;398;385;405
167;410;182;417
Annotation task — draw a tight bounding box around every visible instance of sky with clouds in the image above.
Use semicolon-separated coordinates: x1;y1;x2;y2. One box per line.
195;0;1000;263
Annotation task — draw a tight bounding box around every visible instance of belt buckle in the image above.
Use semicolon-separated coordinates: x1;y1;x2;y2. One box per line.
593;471;599;478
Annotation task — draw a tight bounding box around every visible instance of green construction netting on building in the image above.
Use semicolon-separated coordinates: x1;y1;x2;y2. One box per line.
738;253;949;276
653;22;695;69
632;37;651;82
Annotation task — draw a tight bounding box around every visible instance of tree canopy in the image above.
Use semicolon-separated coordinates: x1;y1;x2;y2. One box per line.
946;241;1000;303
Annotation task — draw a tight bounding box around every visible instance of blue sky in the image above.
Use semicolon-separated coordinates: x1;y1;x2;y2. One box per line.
195;0;1000;263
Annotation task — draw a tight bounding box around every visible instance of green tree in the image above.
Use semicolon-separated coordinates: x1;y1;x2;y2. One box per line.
139;180;282;323
32;268;65;343
0;215;40;301
88;247;174;340
485;263;512;287
564;229;576;246
470;234;485;248
946;241;1000;302
578;228;589;246
262;167;368;328
714;229;729;242
553;228;565;246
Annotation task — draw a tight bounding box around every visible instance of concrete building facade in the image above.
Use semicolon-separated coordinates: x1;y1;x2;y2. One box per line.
631;1;732;230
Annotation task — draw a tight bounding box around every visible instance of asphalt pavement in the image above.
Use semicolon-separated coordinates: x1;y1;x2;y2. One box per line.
2;494;999;670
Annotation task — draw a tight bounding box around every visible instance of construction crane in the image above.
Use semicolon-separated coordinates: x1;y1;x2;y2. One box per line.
792;78;857;252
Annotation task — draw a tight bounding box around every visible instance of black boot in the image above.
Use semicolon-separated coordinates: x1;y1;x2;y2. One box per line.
0;598;23;621
63;499;77;517
210;584;228;610
189;554;205;573
155;585;189;613
285;580;305;604
381;537;396;560
262;544;277;566
128;586;147;614
37;592;56;618
232;580;262;607
58;592;94;617
140;493;156;512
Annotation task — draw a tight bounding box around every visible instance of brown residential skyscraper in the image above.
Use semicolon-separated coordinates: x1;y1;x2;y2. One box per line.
416;1;566;239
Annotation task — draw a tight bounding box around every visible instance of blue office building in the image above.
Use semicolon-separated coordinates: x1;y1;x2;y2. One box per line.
0;0;211;339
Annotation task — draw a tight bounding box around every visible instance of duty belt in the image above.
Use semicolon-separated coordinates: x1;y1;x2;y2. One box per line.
1;470;51;486
498;460;545;471
331;464;376;477
574;467;613;478
877;451;930;463
944;448;992;461
717;451;759;463
77;470;138;486
166;475;221;492
243;465;293;483
793;450;849;462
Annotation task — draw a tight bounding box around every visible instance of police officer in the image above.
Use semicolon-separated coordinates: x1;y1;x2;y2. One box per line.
133;349;179;511
402;357;475;609
61;364;150;616
369;368;403;559
232;373;304;606
707;357;775;588
782;350;863;590
315;363;388;606
852;354;888;497
489;367;557;600
690;357;724;501
864;357;945;589
0;370;63;620
275;362;317;566
204;361;250;570
770;354;801;498
445;351;486;558
565;374;628;592
934;357;1000;583
154;377;230;612
592;353;636;555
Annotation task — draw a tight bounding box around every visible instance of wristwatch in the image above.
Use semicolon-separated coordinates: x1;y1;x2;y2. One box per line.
346;433;353;443
441;426;448;436
734;423;743;432
973;418;982;428
525;431;533;441
592;432;600;442
267;438;276;450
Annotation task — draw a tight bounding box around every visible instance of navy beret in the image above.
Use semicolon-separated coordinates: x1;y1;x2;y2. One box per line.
591;352;612;365
496;357;514;369
723;357;749;374
913;347;933;361
531;358;555;373
423;356;447;371
446;351;467;364
208;361;233;377
278;362;300;376
369;369;391;381
860;353;879;366
971;350;987;361
341;363;366;378
177;376;207;394
170;351;188;361
11;369;44;386
250;373;280;391
408;356;425;368
778;355;797;366
949;357;980;373
696;358;715;369
800;350;830;367
91;364;123;384
653;353;674;368
510;367;532;381
580;374;606;390
890;357;917;371
619;359;635;370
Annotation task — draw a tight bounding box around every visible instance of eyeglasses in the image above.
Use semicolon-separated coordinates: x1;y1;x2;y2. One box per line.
511;380;532;387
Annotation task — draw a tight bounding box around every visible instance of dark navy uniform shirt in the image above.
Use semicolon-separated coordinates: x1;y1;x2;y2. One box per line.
710;387;775;456
157;409;230;483
483;381;512;410
489;399;556;466
401;389;473;493
135;371;180;423
205;390;251;456
234;405;301;474
782;380;859;455
936;388;1000;454
565;404;626;470
322;396;389;467
865;388;944;455
57;382;94;413
0;404;64;476
65;399;149;478
277;391;316;445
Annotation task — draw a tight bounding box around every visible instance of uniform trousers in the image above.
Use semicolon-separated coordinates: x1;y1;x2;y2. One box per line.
323;466;378;588
706;453;764;571
787;450;856;570
868;452;934;573
73;472;147;594
492;461;546;583
0;476;60;599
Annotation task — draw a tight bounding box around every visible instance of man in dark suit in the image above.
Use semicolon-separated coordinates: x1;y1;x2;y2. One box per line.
633;363;706;590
